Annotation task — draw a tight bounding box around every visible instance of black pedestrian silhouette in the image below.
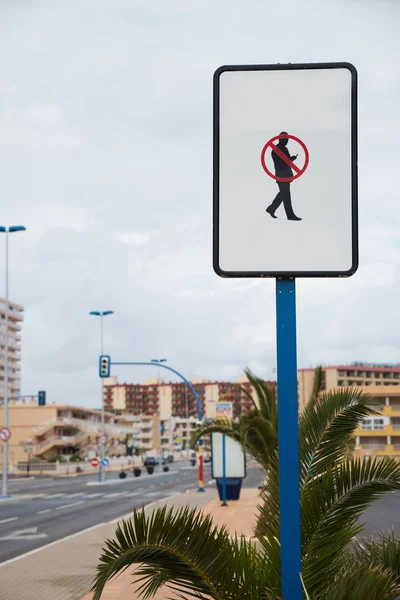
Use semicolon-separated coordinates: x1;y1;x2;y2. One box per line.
266;131;301;221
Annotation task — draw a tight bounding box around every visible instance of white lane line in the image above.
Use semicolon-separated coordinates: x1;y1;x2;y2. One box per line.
0;488;190;567
46;494;66;498
103;493;124;498
56;501;84;511
84;493;103;498
38;509;51;514
0;517;18;525
207;480;214;484
143;492;161;498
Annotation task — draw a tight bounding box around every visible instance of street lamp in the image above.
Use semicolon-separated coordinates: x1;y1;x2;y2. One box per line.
0;225;26;498
90;310;114;483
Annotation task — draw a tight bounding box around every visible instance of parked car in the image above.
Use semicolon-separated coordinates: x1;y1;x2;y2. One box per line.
166;454;174;463
143;457;157;467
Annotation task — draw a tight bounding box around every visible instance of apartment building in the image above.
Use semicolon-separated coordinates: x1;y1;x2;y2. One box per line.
349;386;400;459
103;375;276;419
0;399;129;466
0;298;24;404
112;413;160;453
298;363;400;411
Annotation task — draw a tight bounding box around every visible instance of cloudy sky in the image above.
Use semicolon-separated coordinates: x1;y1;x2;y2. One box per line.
0;0;399;408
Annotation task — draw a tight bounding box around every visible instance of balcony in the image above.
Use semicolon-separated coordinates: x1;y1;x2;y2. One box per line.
382;405;400;417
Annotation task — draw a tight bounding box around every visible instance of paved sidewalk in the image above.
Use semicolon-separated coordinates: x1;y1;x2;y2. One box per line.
0;487;260;600
79;488;260;600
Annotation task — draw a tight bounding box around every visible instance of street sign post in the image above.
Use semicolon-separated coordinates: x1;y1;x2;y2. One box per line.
216;401;233;505
100;457;109;467
213;62;358;599
0;427;11;442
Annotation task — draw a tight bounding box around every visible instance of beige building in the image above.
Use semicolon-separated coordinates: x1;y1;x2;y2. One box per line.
0;298;24;404
349;386;400;459
103;375;275;419
0;399;129;466
298;364;400;411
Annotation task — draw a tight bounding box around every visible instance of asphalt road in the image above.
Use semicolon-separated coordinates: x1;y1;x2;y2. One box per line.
0;462;264;563
358;490;400;538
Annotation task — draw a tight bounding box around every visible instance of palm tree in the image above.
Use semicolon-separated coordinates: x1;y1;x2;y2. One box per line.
190;368;278;471
91;374;400;599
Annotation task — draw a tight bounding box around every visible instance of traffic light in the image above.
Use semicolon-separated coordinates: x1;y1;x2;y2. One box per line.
38;391;46;406
99;355;111;378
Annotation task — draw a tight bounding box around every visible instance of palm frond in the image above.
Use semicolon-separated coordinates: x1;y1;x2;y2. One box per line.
189;418;243;450
319;561;400;600
301;457;400;597
244;369;278;426
354;530;400;584
91;505;271;600
299;387;378;483
308;365;323;409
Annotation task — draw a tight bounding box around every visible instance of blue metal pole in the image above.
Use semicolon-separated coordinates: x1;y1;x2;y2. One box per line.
221;434;228;507
276;278;302;599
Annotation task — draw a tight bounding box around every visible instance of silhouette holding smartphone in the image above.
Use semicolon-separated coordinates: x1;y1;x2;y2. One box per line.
266;131;302;221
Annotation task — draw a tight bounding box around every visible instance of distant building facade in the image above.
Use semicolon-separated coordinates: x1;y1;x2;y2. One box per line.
103;375;276;420
298;363;400;412
0;399;127;466
0;297;24;404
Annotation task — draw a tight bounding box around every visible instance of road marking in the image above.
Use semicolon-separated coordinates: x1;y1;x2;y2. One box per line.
46;494;65;498
84;493;103;498
0;487;197;567
207;480;214;484
0;517;18;525
0;527;47;541
56;501;84;510
38;509;51;514
143;492;160;498
103;492;124;498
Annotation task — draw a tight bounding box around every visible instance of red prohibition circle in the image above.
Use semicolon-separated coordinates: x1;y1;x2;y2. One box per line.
261;134;309;182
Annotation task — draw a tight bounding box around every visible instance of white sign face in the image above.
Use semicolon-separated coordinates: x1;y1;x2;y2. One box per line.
216;402;233;418
213;63;358;277
211;433;246;478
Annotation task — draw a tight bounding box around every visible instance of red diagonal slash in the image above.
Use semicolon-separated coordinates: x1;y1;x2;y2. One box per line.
270;142;301;175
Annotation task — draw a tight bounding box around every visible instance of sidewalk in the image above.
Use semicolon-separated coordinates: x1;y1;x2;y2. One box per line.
1;487;260;600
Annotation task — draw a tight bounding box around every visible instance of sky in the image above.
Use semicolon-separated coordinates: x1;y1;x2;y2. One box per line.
0;0;399;408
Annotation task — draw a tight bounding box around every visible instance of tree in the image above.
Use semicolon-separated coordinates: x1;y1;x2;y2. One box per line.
91;371;400;599
190;368;278;471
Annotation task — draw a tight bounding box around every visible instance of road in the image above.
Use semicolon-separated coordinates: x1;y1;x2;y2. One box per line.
358;490;400;538
0;462;264;563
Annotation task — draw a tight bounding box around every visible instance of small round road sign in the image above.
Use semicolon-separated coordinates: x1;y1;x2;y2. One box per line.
261;134;309;183
90;457;100;467
101;458;109;467
0;427;11;442
99;435;106;444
